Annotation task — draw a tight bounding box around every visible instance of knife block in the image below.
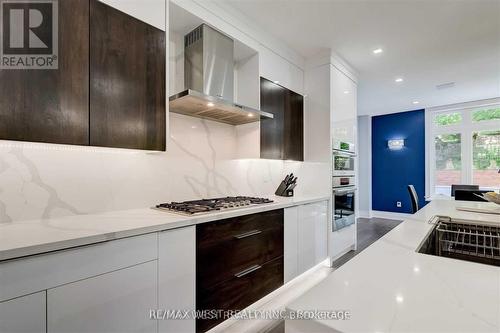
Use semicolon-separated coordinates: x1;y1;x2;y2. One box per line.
275;180;294;197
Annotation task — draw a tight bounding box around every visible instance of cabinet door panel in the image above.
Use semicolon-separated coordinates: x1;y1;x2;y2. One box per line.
260;77;304;161
260;77;285;159
284;90;304;161
284;206;299;283
297;204;316;273
331;67;357;123
47;261;157;333
0;292;46;333
0;0;89;145
158;227;196;333
297;201;328;274
90;0;166;150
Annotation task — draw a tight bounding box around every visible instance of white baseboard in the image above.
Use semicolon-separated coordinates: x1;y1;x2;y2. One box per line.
329;245;355;262
370;210;412;220
358;210;372;218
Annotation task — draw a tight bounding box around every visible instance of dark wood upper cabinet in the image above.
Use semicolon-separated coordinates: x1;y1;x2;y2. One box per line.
89;0;166;151
260;78;285;159
260;77;304;161
0;0;89;145
0;0;165;150
284;89;304;161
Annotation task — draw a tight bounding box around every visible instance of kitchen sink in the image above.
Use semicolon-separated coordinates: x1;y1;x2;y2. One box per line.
417;216;500;267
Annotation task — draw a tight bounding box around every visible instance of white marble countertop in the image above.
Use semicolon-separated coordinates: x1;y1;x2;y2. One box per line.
0;194;329;262
287;200;500;332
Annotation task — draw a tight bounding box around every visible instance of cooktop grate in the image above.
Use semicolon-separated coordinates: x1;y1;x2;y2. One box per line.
155;196;273;215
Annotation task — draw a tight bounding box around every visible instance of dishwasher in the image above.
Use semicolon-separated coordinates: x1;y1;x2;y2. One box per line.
417;216;500;267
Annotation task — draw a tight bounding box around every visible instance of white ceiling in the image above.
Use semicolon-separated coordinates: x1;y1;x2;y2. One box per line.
215;0;500;116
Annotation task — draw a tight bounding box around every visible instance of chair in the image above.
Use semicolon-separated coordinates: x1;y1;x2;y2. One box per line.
451;184;479;197
407;185;419;213
454;189;489;202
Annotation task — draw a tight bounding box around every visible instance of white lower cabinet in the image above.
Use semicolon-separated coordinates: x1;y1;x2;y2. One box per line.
47;260;157;333
0;292;46;333
284;201;328;283
330;224;356;260
284;206;299;283
297;201;328;273
158;227;196;333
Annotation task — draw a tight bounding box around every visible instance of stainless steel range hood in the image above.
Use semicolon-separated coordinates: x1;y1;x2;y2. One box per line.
169;24;273;125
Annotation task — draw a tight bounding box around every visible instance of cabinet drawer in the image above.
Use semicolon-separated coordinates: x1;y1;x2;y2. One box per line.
197;209;284;249
0;233;157;302
197;257;283;333
47;261;157;333
0;292;46;333
197;226;283;289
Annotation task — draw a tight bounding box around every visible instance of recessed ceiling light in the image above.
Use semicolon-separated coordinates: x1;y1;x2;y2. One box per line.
436;82;455;90
372;48;383;54
344;90;349;94
207;102;214;107
395;78;403;83
273;80;280;84
247;113;254;117
412;101;420;104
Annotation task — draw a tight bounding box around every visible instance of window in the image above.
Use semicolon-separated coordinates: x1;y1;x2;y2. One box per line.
472;108;500;122
434;112;462;126
428;101;500;196
472;130;500;187
434;133;461;194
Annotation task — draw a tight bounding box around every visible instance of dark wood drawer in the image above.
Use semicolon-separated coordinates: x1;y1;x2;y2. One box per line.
196;209;283;289
197;209;284;249
197;226;283;289
196;257;284;333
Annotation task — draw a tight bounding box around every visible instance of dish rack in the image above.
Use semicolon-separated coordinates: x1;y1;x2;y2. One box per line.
421;216;500;266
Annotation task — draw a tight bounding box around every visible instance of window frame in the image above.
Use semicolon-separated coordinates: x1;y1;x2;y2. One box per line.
425;98;500;198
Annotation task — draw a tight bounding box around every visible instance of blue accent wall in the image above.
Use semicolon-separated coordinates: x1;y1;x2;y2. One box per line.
372;109;426;213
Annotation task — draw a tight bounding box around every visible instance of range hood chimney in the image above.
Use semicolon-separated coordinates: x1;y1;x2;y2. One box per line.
169;24;273;125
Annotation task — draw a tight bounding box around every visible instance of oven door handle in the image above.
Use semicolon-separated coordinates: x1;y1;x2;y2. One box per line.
332;149;357;157
333;187;357;195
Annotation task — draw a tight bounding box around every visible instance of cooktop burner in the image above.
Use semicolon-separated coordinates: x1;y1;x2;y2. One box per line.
155;196;274;215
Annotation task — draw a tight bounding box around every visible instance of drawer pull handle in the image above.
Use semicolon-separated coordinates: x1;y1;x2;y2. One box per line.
234;229;262;239
234;265;262;278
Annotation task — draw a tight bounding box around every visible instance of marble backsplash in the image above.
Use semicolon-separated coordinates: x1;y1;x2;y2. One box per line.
0;113;330;223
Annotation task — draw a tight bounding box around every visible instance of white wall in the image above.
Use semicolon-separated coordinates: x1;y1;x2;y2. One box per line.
357;115;372;217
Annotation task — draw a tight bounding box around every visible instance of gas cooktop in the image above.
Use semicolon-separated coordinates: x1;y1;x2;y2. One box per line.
155;196;274;215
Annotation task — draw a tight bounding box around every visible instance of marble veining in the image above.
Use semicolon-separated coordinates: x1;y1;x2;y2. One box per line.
10;147;82;220
0;113;330;223
170;119;238;198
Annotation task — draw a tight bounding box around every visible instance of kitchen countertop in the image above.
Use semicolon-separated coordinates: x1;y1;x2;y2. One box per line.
0;194;330;262
287;200;500;332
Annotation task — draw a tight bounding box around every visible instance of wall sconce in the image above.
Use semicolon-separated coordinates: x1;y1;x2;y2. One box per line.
388;139;405;150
